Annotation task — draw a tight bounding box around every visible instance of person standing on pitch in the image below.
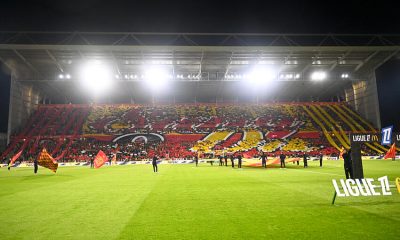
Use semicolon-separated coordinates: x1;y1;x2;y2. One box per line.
90;157;94;168
230;155;235;168
194;155;198;167
280;152;286;168
303;152;308;168
152;155;158;173
7;157;11;171
319;154;323;167
33;157;38;174
260;152;267;168
224;155;228;166
342;149;352;179
218;155;223;166
237;153;242;169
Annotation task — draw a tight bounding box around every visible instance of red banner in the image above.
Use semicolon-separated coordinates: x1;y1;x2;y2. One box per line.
243;153;252;158
384;143;396;159
38;148;58;173
94;150;108;169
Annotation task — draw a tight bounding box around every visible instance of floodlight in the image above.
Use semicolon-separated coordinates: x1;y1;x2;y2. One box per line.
311;71;327;81
143;66;171;91
80;61;113;93
58;74;64;79
65;74;71;79
248;66;277;85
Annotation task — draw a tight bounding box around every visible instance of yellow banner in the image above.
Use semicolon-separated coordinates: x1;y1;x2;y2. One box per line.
38;148;58;173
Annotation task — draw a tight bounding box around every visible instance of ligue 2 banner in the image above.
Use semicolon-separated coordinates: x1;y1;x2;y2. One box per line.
94;150;109;169
332;176;399;205
38;148;58;173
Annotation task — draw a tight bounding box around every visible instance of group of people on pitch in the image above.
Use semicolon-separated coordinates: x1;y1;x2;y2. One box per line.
210;154;244;168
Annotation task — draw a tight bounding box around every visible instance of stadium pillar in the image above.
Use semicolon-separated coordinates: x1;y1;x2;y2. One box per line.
350;142;364;179
6;74;15;144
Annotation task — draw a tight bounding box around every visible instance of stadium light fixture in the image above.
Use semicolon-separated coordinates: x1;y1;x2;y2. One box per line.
341;73;349;79
247;66;277;85
80;61;113;94
311;71;327;81
143;66;171;91
58;74;64;79
65;74;71;79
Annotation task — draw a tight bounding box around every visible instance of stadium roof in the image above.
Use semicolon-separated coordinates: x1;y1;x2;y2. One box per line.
1;32;399;103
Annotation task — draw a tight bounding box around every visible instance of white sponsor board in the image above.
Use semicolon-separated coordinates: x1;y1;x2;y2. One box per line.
332;176;392;197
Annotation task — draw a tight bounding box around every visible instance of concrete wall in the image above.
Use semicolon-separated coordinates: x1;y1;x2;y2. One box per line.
0;133;6;152
344;72;381;129
7;75;41;143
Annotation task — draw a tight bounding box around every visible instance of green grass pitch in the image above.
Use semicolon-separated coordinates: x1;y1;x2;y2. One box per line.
0;160;399;240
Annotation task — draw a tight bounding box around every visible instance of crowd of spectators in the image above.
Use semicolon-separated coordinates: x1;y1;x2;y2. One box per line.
1;103;383;163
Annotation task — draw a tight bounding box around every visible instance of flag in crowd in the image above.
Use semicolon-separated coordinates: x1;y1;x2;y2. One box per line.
38;148;58;173
94;150;108;168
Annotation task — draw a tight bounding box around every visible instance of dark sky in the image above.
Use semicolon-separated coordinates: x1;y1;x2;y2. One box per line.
0;0;399;133
376;59;400;131
0;0;399;33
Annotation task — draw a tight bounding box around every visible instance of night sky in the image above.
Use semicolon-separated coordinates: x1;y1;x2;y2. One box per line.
0;0;399;33
0;0;399;132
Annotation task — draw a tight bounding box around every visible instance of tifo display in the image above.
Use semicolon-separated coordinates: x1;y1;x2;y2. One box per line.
1;102;396;167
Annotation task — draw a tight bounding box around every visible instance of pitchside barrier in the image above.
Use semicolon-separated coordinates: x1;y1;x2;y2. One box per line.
1;156;395;169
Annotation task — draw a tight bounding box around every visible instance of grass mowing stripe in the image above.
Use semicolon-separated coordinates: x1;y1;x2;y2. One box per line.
0;161;398;240
0;166;161;240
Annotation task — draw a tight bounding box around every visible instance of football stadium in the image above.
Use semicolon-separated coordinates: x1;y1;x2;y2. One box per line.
0;32;399;239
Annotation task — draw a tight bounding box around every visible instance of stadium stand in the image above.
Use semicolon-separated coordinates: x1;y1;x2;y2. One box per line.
1;102;384;163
